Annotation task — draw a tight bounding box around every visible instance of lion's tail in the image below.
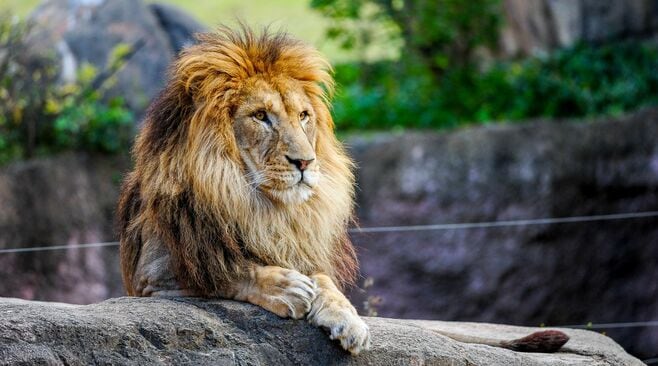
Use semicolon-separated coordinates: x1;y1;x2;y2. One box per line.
432;329;569;353
499;330;570;352
115;173;143;296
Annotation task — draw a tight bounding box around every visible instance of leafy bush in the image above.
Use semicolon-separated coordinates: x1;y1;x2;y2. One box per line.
311;0;501;76
47;62;135;154
499;41;658;119
0;15;134;165
312;0;658;130
331;41;658;130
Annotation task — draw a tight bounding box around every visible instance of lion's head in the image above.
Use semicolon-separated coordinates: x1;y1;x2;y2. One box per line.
142;26;344;205
121;26;357;293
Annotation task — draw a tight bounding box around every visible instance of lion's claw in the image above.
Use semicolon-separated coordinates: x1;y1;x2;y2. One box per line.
277;269;317;319
309;301;371;355
242;266;317;320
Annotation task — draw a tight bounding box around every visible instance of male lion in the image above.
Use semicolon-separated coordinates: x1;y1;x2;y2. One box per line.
117;26;369;354
117;25;570;356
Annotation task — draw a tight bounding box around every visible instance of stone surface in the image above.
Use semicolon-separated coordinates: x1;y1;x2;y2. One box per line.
149;3;206;55
27;0;206;117
0;297;643;365
500;0;658;56
0;153;129;304
346;108;658;359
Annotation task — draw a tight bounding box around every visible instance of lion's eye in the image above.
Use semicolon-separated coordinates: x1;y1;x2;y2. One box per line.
253;111;269;124
299;111;309;120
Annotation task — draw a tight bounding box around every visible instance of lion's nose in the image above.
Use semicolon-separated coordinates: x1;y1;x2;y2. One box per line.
286;155;314;171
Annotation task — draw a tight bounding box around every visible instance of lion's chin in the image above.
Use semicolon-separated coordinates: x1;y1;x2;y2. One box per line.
266;184;315;205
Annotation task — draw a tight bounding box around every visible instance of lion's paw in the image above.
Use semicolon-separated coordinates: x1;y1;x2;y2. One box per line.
246;266;317;320
309;299;371;355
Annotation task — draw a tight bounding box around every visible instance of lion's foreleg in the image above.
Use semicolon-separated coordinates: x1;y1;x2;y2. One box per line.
132;237;198;297
232;265;317;319
308;273;371;355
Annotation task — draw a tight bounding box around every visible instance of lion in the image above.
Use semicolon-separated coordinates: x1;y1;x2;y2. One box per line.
116;25;369;354
117;25;569;356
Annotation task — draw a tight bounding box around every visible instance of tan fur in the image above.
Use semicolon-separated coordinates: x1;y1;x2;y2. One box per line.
309;274;371;353
116;25;368;354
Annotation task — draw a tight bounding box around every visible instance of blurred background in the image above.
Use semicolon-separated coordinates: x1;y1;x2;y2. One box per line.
0;0;657;361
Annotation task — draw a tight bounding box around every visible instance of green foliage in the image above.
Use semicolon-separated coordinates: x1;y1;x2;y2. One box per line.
498;42;658;119
332;41;658;130
314;0;658;131
51;88;133;153
0;15;134;165
311;0;501;76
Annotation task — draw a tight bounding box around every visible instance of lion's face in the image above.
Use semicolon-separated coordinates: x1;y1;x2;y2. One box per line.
232;76;321;204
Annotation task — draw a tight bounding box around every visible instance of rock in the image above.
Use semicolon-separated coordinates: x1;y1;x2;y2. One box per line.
0;297;643;365
346;108;658;359
26;0;206;117
500;0;658;56
149;3;206;55
0;153;129;304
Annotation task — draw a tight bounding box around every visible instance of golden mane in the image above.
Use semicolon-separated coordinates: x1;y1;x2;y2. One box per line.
117;26;358;296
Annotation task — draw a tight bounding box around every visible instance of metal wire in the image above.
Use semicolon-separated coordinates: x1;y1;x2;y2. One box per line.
0;241;119;254
0;210;657;335
347;210;658;233
560;321;658;329
1;210;657;254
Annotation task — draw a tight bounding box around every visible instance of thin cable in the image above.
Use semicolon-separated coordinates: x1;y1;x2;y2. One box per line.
559;320;658;329
0;221;658;336
347;210;658;233
0;241;119;254
1;210;657;254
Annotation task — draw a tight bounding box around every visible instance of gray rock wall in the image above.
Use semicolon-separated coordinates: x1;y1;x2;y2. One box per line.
346;109;658;359
0;153;129;304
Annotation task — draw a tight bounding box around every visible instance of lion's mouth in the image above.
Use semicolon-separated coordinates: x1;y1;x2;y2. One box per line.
253;169;319;203
298;173;312;186
287;177;312;191
279;171;317;189
265;183;314;204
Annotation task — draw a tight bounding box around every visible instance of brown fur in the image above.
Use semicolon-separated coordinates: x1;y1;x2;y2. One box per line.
501;330;570;353
116;25;358;297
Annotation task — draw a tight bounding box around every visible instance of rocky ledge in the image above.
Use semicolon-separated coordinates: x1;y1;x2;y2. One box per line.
0;297;642;365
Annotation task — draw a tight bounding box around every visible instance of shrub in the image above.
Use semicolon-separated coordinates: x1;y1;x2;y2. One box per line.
311;0;501;79
331;40;658;130
0;14;135;165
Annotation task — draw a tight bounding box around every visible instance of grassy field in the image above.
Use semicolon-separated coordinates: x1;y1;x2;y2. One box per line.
0;0;353;60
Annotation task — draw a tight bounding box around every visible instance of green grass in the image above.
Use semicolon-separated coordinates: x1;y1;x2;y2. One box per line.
0;0;34;15
0;0;354;61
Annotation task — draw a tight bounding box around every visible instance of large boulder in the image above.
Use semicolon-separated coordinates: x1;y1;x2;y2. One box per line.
347;108;658;359
26;0;206;117
148;3;207;54
501;0;658;56
0;297;643;365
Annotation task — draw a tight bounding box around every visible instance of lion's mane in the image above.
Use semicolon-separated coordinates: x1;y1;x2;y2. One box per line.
117;26;358;296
